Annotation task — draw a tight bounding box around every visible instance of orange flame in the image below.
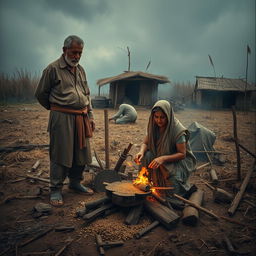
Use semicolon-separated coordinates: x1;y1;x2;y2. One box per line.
133;167;151;185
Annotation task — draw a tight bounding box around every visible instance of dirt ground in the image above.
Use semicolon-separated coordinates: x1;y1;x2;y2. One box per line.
0;103;255;256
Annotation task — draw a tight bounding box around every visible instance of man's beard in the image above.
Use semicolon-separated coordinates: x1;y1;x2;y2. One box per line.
64;55;79;67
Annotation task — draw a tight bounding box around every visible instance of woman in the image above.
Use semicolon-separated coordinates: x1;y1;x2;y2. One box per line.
135;100;196;203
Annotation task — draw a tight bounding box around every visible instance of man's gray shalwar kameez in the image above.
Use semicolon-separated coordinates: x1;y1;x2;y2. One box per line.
35;55;93;190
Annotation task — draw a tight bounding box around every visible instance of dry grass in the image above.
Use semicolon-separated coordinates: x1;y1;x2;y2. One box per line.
0;69;39;104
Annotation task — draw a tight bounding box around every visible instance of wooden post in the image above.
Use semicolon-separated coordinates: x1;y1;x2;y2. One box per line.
228;160;255;216
182;189;204;226
231;106;241;180
104;109;110;169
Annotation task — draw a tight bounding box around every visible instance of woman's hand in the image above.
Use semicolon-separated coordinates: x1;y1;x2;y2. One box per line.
148;156;165;169
134;152;144;164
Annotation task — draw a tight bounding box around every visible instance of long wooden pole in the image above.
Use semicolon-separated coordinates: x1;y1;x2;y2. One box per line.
231;106;241;180
104;109;110;169
173;194;219;220
228;160;255;216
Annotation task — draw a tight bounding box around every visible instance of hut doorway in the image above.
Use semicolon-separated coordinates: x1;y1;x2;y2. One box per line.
222;91;236;108
125;81;140;105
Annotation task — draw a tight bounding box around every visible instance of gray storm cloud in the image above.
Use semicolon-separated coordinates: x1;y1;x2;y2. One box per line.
0;0;255;94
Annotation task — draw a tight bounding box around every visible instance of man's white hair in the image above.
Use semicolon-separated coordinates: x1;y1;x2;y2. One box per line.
64;35;84;48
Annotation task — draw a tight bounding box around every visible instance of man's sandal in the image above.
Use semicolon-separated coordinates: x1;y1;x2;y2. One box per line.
50;191;64;207
69;183;94;195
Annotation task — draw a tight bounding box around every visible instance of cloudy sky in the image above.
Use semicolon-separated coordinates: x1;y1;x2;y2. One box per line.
0;0;255;94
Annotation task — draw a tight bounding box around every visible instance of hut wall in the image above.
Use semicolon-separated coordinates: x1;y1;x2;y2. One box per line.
109;83;115;106
139;81;157;106
195;90;202;105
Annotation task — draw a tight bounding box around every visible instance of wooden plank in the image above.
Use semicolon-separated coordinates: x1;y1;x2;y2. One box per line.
144;197;180;229
83;203;114;222
125;204;143;225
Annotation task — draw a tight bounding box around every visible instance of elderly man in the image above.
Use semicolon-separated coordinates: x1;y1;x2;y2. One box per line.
109;104;137;124
35;35;94;206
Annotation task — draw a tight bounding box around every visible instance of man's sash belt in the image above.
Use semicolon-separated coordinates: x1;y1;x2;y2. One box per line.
50;104;92;149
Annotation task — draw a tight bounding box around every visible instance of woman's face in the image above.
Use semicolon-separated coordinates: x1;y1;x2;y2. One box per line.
153;110;168;129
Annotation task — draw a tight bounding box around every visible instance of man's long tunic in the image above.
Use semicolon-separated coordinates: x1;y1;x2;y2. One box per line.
35;56;93;168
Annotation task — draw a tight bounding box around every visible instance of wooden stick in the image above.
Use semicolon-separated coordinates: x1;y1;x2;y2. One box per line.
228;160;256;216
1;195;42;204
26;174;50;183
219;215;256;229
31;160;40;171
104;109;110;169
195;162;211;171
173;194;219;220
134;220;159;239
238;143;256;159
151;187;174;190
114;143;133;172
231;106;241;180
19;227;53;247
54;239;74;256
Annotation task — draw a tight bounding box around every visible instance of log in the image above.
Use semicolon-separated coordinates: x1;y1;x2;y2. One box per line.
228;160;256;216
209;169;219;185
144;197;180;229
84;196;111;211
133;183;150;192
134;220;159;239
173;194;219;220
125;204;143;225
182;189;204;226
83;203;114;222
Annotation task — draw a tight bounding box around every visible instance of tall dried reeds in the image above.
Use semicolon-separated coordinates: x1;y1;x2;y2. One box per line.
0;69;39;104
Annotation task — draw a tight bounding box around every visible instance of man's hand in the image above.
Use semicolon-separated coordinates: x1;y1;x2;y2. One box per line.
90;119;95;132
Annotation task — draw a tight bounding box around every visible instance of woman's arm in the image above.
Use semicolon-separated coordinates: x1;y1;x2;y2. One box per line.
148;142;186;169
134;136;148;163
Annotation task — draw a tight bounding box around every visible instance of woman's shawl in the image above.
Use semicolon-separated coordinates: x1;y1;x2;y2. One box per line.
147;100;196;175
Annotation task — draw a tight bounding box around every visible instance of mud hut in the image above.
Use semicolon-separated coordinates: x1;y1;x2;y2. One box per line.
193;76;256;109
96;71;170;108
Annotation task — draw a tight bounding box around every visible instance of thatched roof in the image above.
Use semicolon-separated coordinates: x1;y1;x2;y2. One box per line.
97;71;170;87
195;76;256;91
